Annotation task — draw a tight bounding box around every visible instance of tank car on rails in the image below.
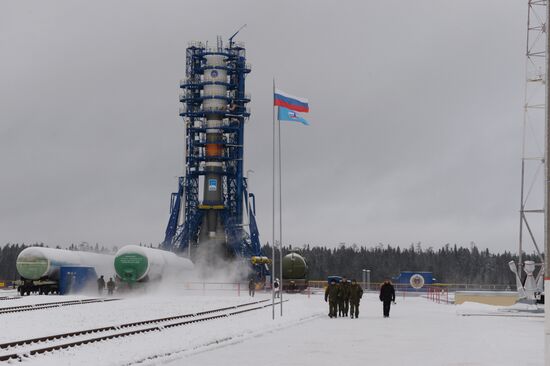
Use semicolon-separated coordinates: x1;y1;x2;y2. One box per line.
114;245;194;286
282;252;308;292
15;247;113;296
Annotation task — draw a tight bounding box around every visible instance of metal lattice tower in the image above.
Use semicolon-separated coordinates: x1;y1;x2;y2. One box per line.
162;36;268;277
519;0;547;274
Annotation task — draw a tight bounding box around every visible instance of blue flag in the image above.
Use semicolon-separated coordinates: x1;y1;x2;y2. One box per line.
278;106;309;126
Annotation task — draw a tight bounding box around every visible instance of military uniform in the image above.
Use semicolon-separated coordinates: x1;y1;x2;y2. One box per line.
97;276;105;295
107;278;115;295
349;282;364;318
324;282;340;318
339;280;351;316
248;279;256;297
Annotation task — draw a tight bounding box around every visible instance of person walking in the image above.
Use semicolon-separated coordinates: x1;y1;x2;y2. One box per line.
248;278;256;297
97;275;105;295
338;278;349;317
341;277;351;317
349;279;364;319
107;277;115;295
273;278;280;299
379;279;396;318
324;279;340;318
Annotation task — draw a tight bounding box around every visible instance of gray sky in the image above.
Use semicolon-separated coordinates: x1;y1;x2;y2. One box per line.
0;0;539;253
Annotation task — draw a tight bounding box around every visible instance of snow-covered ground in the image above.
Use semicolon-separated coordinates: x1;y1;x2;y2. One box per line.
0;289;542;365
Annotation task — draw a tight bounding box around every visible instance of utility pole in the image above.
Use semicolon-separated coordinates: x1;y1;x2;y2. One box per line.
545;1;550;364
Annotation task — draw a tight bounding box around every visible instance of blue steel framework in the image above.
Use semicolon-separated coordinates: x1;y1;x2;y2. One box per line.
163;40;264;268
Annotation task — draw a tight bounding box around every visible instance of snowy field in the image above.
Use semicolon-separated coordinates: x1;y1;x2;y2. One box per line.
0;288;542;366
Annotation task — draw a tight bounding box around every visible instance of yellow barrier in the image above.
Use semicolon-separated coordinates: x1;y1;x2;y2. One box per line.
455;291;518;306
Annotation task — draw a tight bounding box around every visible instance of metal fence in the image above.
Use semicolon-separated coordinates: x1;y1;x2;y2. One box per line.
308;280;514;292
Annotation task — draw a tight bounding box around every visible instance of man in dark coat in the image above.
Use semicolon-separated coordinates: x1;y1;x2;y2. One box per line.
349;279;363;318
379;279;395;318
324;280;340;318
97;275;105;295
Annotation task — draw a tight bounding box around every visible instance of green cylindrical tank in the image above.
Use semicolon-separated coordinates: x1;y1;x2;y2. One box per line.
282;253;307;280
114;245;194;283
114;251;149;283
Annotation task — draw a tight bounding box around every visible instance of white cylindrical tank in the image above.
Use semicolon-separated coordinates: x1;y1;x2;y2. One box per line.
16;247;114;280
202;54;227;111
114;245;194;283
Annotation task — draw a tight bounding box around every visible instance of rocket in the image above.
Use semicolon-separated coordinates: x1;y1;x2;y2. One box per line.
199;54;228;246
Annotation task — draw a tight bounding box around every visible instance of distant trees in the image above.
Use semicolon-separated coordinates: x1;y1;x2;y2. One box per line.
0;243;32;281
0;241;539;285
263;242;539;285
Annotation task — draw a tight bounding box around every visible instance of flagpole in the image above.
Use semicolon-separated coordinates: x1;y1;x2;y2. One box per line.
272;78;276;320
278;104;283;317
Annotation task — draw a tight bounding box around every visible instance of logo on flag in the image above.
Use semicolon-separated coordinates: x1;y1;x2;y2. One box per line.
278;106;309;125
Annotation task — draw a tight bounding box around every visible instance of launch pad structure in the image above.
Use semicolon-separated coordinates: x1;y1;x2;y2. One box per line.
162;35;268;276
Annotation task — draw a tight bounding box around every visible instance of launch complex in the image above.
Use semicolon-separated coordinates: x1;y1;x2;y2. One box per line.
162;35;269;276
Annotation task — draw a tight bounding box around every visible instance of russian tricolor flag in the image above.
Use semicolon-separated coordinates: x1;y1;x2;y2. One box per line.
274;89;309;113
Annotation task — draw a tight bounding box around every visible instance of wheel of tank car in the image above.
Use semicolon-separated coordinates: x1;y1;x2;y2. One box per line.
25;290;30;296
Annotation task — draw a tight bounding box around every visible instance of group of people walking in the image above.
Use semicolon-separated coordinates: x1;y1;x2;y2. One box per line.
324;276;363;318
325;277;396;318
97;275;116;295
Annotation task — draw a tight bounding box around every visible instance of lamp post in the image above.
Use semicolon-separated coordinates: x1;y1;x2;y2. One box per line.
367;270;371;291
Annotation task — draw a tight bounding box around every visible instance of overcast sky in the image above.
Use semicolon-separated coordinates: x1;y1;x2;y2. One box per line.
0;1;541;253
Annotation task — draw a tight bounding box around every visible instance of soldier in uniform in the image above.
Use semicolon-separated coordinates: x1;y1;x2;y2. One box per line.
349;279;364;318
97;275;105;295
107;277;115;295
248;278;256;297
340;277;351;317
324;279;340;318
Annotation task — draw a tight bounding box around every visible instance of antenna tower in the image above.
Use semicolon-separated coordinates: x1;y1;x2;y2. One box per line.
519;0;547;274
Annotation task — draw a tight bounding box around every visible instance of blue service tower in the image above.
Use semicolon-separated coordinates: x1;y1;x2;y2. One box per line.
163;36;268;276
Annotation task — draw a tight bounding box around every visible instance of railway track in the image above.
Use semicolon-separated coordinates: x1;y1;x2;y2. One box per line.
0;298;286;362
0;298;120;315
0;296;21;301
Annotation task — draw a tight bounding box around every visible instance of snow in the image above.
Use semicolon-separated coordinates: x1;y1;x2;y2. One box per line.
0;289;542;365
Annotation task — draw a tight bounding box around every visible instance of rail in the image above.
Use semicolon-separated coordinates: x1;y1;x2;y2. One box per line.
0;298;287;362
0;298;120;315
0;296;20;301
307;281;514;292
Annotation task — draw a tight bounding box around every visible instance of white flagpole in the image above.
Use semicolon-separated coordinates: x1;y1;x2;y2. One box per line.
272;78;276;320
544;2;550;362
278;104;283;317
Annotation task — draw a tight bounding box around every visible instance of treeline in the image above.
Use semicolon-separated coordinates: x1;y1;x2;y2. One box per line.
0;242;541;285
263;243;540;285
